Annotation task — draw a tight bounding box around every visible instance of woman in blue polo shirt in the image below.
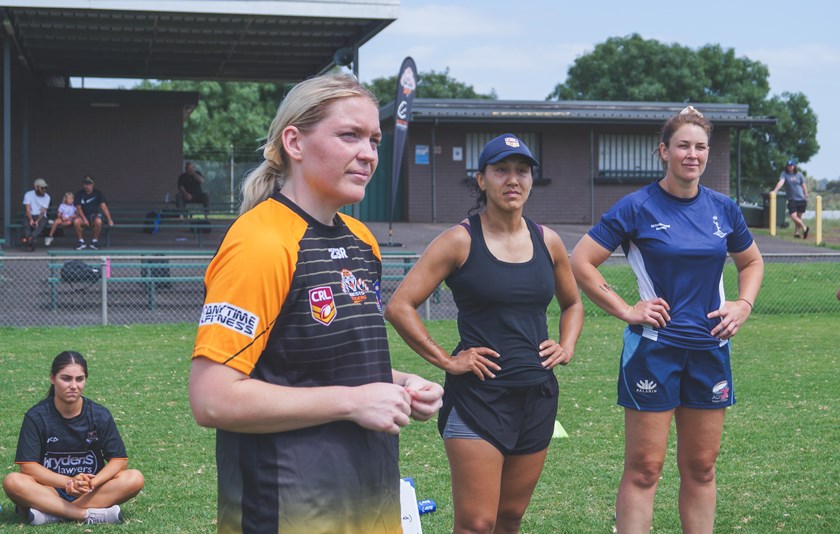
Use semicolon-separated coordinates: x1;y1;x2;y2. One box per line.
571;106;764;533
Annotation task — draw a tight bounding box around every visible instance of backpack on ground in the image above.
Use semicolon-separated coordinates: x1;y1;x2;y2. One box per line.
141;255;171;289
191;219;212;234
60;260;101;285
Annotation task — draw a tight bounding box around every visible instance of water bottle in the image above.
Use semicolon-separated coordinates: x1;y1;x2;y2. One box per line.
418;499;436;515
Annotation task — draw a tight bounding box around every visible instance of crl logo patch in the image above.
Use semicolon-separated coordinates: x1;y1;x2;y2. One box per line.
309;286;337;326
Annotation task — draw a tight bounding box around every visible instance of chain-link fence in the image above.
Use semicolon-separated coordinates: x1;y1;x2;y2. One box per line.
1;253;838;327
184;151;261;213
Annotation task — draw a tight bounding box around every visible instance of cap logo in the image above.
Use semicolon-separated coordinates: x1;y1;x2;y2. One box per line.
504;137;520;148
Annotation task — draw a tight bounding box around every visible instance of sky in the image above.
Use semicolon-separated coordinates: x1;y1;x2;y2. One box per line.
354;0;839;182
78;0;839;181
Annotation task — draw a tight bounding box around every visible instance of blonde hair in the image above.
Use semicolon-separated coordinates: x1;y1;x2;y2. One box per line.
239;74;378;214
63;192;74;203
657;105;713;170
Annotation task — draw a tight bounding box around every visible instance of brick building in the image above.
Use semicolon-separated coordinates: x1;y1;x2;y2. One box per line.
379;99;774;224
1;1;397;243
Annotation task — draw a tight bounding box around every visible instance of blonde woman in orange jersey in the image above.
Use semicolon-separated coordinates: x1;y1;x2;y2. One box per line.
188;74;443;534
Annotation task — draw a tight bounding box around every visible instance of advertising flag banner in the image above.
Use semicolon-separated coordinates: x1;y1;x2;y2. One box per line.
390;57;417;225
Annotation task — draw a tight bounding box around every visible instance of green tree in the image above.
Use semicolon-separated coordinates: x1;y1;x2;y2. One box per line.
136;80;290;159
548;34;819;191
365;68;496;107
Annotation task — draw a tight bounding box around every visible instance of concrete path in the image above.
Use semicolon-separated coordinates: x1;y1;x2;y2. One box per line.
366;221;829;256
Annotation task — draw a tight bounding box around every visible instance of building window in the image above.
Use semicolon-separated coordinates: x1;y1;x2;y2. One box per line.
465;132;543;181
598;133;660;182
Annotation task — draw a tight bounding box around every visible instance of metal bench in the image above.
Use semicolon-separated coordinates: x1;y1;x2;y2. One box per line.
48;257;210;311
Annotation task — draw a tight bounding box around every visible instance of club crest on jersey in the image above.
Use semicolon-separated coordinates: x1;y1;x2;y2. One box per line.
340;268;369;304
712;215;728;238
309;286;337;326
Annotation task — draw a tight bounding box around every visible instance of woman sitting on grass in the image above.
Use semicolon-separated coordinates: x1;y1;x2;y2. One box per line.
2;351;144;525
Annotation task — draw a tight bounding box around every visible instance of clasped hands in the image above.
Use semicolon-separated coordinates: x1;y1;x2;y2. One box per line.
65;473;95;496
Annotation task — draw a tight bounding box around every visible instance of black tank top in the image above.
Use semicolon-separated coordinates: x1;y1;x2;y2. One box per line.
445;214;555;386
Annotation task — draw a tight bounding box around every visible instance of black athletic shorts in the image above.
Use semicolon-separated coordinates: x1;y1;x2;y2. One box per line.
438;373;558;455
788;199;807;215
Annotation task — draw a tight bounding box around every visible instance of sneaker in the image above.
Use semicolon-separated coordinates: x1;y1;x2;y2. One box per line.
75;241;87;250
794;234;801;239
44;236;53;246
89;241;100;250
85;505;123;525
28;508;66;525
803;226;810;239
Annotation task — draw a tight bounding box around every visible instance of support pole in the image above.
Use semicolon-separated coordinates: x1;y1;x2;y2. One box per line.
3;37;11;246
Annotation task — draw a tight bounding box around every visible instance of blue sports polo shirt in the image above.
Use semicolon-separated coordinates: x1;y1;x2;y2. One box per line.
588;182;754;350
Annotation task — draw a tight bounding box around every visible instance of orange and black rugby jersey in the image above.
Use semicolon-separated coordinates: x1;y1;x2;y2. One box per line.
194;193;400;534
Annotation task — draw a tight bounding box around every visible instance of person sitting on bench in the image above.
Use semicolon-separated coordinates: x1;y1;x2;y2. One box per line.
74;175;115;251
175;162;210;217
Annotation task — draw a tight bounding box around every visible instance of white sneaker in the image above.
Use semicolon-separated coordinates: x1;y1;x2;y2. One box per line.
75;241;87;250
89;241;100;250
44;236;53;246
28;508;65;525
85;505;123;524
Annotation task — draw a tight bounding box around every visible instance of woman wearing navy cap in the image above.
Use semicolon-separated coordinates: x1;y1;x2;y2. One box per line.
386;134;583;533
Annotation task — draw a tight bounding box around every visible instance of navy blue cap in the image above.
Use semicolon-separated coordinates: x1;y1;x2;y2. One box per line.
787;159;796;166
478;134;539;170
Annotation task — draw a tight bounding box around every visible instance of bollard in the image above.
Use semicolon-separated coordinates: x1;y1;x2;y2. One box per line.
815;195;823;245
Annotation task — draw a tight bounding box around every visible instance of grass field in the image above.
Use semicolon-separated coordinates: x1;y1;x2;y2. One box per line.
0;315;838;533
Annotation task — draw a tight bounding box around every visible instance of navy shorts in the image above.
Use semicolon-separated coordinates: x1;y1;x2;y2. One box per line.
618;328;734;411
56;488;77;502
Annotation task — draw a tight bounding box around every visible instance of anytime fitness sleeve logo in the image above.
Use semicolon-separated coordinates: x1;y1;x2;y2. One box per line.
199;302;259;338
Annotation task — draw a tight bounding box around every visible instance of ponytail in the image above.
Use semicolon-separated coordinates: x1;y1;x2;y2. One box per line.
239;161;283;215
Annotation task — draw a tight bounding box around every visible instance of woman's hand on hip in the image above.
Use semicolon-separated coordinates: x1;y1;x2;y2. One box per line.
539;339;573;368
447;347;501;381
624;298;671;328
707;299;752;340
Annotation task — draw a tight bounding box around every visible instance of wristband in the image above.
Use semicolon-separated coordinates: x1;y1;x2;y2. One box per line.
737;298;753;311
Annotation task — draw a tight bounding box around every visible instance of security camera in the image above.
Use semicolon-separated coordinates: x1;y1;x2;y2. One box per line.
333;47;355;67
